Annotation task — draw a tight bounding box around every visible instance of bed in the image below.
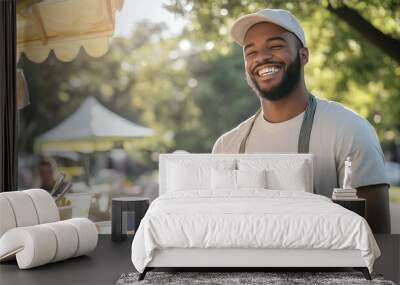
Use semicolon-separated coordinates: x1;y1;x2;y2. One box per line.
131;153;380;281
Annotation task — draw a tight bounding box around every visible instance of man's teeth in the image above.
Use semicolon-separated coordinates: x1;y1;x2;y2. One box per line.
258;66;280;77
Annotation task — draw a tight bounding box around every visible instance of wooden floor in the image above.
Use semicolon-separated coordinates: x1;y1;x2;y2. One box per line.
0;234;398;285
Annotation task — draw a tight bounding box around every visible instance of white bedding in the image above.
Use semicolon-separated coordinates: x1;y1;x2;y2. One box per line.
131;190;380;273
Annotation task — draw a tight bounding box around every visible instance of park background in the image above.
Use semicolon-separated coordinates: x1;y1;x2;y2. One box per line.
16;0;400;233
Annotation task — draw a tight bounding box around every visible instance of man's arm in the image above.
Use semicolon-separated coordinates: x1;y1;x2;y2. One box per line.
357;184;391;233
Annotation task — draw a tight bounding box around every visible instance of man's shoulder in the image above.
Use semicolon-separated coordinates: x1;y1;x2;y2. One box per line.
316;97;372;132
212;114;256;153
314;97;379;152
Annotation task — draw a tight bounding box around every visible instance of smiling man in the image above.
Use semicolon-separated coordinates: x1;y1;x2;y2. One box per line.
212;9;391;233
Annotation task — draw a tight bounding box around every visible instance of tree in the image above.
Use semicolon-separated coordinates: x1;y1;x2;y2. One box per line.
326;1;400;64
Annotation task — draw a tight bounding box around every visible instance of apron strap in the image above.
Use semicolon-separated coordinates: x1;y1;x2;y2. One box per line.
298;94;317;153
239;94;317;154
238;109;261;153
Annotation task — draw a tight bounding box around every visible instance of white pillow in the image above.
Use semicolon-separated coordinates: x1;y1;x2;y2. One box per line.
238;160;308;192
236;169;267;189
211;168;236;190
267;162;307;191
211;168;268;191
167;162;211;191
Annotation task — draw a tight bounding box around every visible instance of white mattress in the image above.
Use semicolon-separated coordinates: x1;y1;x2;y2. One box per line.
131;190;380;273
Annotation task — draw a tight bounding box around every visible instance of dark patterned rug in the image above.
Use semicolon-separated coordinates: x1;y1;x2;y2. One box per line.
116;271;396;285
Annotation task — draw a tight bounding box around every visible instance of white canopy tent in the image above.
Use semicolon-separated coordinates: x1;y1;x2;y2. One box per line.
36;96;154;153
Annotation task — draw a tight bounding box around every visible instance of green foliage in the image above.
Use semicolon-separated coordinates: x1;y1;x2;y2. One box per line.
18;1;400;171
188;45;258;151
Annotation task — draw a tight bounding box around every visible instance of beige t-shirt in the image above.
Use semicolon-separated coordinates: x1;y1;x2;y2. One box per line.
212;97;389;197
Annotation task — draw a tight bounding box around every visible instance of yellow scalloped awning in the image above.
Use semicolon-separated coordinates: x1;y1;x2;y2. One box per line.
17;0;124;63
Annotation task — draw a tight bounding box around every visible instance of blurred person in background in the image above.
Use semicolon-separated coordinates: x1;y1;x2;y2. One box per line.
38;156;67;196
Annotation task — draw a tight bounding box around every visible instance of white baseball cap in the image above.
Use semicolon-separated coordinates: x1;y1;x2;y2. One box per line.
230;8;307;48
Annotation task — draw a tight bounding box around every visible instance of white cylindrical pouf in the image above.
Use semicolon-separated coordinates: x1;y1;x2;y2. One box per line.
24;189;59;223
1;192;39;227
0;196;17;237
42;221;79;262
0;226;57;269
65;218;98;257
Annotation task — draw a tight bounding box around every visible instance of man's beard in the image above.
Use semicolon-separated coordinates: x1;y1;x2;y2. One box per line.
246;52;302;101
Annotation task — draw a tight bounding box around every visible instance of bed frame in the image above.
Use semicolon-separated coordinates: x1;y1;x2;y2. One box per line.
138;154;372;281
139;248;371;280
